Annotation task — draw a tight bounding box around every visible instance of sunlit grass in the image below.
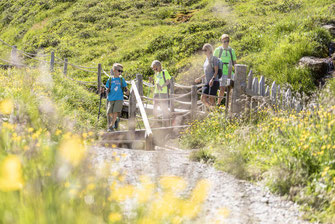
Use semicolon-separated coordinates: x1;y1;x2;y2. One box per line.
0;68;217;223
182;79;335;222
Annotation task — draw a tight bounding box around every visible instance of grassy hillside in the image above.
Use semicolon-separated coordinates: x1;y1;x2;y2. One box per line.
0;0;334;92
182;78;335;222
0;68;212;223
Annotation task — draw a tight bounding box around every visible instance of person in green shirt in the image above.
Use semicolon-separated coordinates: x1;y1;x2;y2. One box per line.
150;60;171;122
213;34;237;106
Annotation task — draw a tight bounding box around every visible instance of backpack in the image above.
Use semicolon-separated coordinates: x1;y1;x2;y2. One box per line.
162;70;171;92
215;47;235;79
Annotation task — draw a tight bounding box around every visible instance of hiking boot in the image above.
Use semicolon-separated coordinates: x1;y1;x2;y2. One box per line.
107;126;114;132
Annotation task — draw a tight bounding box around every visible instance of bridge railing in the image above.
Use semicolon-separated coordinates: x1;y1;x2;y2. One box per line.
1;38;304;121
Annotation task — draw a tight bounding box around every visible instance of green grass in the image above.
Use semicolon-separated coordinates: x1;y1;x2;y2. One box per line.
1;0;333;93
0;68;213;223
181;79;335;222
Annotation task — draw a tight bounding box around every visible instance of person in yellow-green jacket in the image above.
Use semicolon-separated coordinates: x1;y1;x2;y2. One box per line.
214;34;237;106
149;60;171;122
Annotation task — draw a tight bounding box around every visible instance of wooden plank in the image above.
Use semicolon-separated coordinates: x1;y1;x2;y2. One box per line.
271;81;277;105
245;70;253;116
101;125;190;141
170;77;175;113
131;80;153;150
259;76;265;96
277;85;281;110
136;74;143;96
252;77;259;95
231;64;247;114
123;101;189;114
265;85;270;97
286;88;292;110
252;77;259;110
128;90;136;131
247;70;253;90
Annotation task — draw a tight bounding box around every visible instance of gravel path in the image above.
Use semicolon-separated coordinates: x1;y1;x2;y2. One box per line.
90;146;310;224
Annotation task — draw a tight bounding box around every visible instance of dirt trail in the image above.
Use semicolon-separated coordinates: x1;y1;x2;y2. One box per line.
90;146;310;224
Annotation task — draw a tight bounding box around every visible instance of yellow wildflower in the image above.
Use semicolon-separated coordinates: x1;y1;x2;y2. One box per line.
0;98;14;115
322;167;330;177
109;212;122;222
110;185;134;202
55;129;62;136
59;135;86;166
0;155;24;191
159;176;187;194
190;179;210;204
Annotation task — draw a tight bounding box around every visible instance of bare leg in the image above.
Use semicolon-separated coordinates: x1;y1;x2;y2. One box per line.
108;113;113;128
217;86;225;105
161;101;169;127
111;112;118;128
209;96;216;106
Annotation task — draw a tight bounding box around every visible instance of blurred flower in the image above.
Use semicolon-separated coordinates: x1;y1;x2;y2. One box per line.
190;179;210;204
159;176;187;194
109;212;122;222
0;155;24;192
110;185;134;202
59;135;86;166
0;98;14;115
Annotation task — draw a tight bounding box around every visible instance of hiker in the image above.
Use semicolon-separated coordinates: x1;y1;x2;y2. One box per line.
195;43;220;107
214;34;237;106
149;60;171;124
105;63;129;132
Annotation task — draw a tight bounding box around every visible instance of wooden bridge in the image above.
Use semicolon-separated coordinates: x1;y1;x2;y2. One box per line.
1;40;305;150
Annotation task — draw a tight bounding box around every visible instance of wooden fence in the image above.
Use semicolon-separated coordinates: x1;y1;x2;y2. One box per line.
1;39;305;148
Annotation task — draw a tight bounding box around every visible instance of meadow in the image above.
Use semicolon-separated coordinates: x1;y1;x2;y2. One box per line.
1;0;335;222
182;78;335;222
0;68;218;223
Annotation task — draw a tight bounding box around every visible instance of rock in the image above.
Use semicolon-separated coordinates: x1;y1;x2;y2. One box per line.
323;24;335;37
298;56;329;79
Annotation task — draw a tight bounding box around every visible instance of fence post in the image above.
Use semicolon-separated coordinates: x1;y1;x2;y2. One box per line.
170;77;175;113
63;58;68;75
50;51;55;72
128;89;136;131
11;46;18;64
97;64;102;94
245;70;253;116
259;76;265;96
271;81;277;106
191;85;197;119
277;85;281;111
136;74;143;96
231;64;247;115
252;77;259;110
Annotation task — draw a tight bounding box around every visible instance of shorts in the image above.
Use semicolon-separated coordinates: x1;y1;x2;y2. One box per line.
220;75;228;87
220;74;234;87
107;100;123;114
154;93;169;107
153;93;168;99
202;81;219;96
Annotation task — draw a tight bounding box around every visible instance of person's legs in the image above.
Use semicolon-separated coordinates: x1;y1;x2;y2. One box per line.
111;113;118;128
217;86;225;105
161;99;169;127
